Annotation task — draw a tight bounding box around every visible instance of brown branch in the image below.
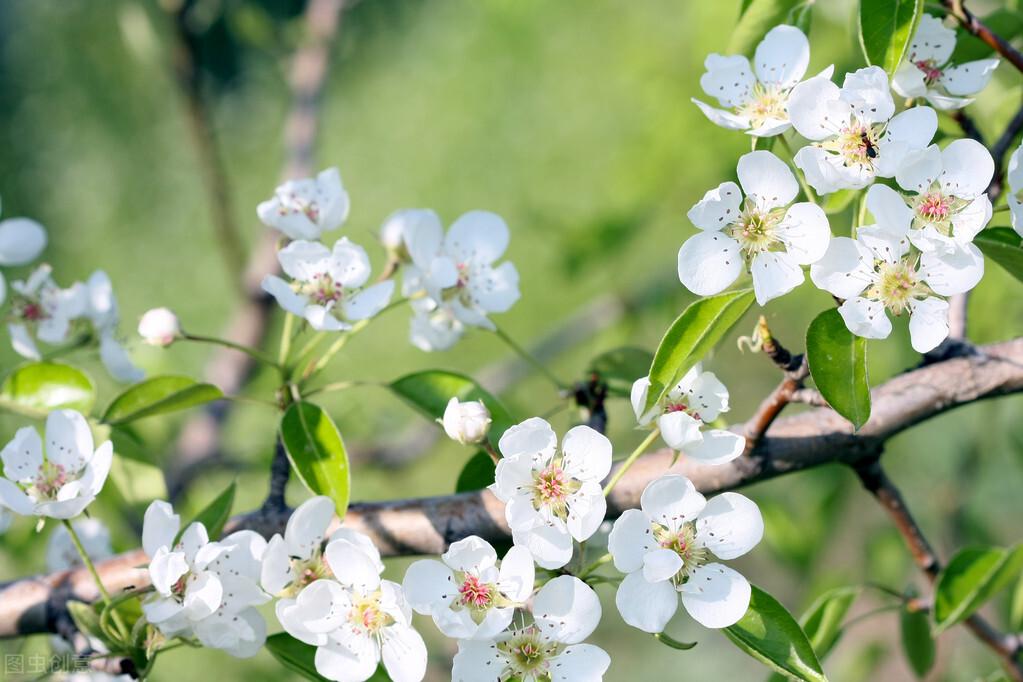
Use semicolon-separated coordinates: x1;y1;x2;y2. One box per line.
854;459;1023;680
164;0;346;502
743;318;810;451
944;0;1023;74
5;336;1022;638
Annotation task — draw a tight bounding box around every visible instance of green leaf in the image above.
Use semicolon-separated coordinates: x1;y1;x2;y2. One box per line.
190;481;236;539
724;585;827;682
265;633;329;682
900;601;935;678
1010;572;1023;632
67;600;106;643
108;456;167;506
644;289;755;415
280;402;351;518
101;376;222;425
455;451;497;493
389;370;514;445
801;586;860;656
806;308;871;430
858;0;924;75
587;346;653;397
822;189;858;215
975;228;1023;283
729;0;803;55
934;544;1023;632
0;362;95;416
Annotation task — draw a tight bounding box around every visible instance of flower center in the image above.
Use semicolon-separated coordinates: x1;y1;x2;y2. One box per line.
829;121;881;168
529;459;582;520
868;259;926;315
299;272;344;305
497;626;561;678
736;83;788;129
664;401;701;421
31;461;68;500
279;193;321;224
728;198;785;258
348;591;393;635
916;191;952;221
458;574;495;610
914;59;943;86
282;552;333;596
653;521;709;585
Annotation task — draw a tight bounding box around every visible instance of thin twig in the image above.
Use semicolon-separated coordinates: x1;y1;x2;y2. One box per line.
854;458;1023;681
944;0;1023;74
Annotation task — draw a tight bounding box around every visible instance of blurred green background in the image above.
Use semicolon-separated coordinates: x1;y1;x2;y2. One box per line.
1;0;1022;679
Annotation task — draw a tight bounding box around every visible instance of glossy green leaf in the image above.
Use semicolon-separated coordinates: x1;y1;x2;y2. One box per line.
724;585;827;682
101;376;222;425
455;451;497;493
390;370;513;444
280;402;351;518
729;0;803;55
975;228;1023;283
900;601;935;678
0;361;95;416
806;308;871;430
802;586;860;656
934;544;1023;632
190;481;236;540
1011;572;1023;632
265;633;329;682
858;0;924;75
587;346;653;397
644;289;755;414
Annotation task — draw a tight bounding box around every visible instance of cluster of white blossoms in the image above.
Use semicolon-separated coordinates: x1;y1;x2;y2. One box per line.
682;18;1001;353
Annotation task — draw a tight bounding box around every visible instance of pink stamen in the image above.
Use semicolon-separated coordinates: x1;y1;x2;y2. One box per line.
914;60;943;84
458;574;492;608
918;193;951;220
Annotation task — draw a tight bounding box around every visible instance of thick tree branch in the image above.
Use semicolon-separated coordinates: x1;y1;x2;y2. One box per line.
944;0;1023;74
854;459;1023;680
4;336;1022;638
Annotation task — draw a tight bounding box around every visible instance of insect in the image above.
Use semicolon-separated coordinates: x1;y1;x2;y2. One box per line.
861;131;878;159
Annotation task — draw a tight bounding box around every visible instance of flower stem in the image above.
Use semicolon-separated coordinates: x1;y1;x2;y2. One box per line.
603;427;661;497
776;135;818;206
492;325;567;390
578;552;613;579
181;333;281;370
61;520;130;641
278;313;296;367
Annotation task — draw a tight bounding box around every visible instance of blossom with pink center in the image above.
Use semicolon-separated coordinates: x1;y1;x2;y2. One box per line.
892;14;999;110
257;167;350;241
631;364;745;466
489;418;611;569
403;535;535;640
262;238;394;332
5;265;84;361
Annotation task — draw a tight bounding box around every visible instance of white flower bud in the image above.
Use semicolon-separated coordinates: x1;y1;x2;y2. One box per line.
442;397;492;445
379;211;407;251
138;307;180;347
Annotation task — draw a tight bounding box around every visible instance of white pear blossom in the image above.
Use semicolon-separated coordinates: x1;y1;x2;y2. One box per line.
403;536;534;640
409;305;464;352
892;14;999;110
811;185;984;352
47;518;113;571
141;500;269;658
6;265;83;360
1007;141;1023;238
402;209;520;338
261;495;342;597
257;167;350;241
80;270;144;383
630;366;745;465
608;475;763;631
0;410;112;520
789;66;938;194
442;398;492;445
274;527;427;682
0;213;47;306
693;25;833;137
678;150;830;305
889;139;995;250
489;418;611;570
452;575;609;682
262;238;394;332
138;307;181;346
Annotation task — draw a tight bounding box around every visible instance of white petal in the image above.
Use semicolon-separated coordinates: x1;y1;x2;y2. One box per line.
490;452;534;502
470;261;520;314
402;209;445;269
895;145;942;194
643;547;684;583
921;242;984;295
876;107;938;177
0;478;34;515
788;75;843;140
0;218;46;266
343;280;394;321
561;425;612;482
142;595;184;625
303;304;349;332
940;59;999;96
838;297;892;340
1;426;43;482
285;495;335;559
630;376;656;425
680;563;751;628
859;224;911;262
44;410;93;473
452;640;506;682
81;440;112;498
178;522;210;564
777;202;831;265
737;151;798;209
615;570;679;633
695;492;764;559
497;545;535;603
325;540;382;592
278;240;332;281
840;66;895;124
533;575;602;644
443;535;497;573
699;53;755;108
446;211;510;264
677;231;742;296
691;98;750;131
640;475;706;532
99;335;144;383
939;138;995;199
289;579;351;635
329;238;372;288
609;509;655;574
656;411;703;451
686;181;743;230
685;430;745;465
551;644;612;682
498;417;557;460
891;61;928;99
794;145;868;194
906;14;956;64
315;167;350;232
951;194;992;243
867;185;916;236
908;296;950;353
512;523;573;570
315;637;378;682
684;370;729;421
260;535;294;595
1011;194;1023;238
565;483;606;542
754;25;809;87
149;548;188;596
261;275;308;317
751;250;804;305
381;623;428;682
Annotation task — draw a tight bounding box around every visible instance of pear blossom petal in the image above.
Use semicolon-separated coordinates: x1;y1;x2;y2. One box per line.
751;251;804;306
616;570;679;633
906;14;956;64
777;202;830;265
0;218;46;266
609;509;656;574
533;575;602;645
498;417;557;460
737;151;798;210
838;297;893;340
342;281;394;321
551;644;612;682
695;492;764;560
679;563;752;629
512;523;573;570
446;211;509;264
561;425;612;481
0;478;33;515
685;430;745;465
677;231;743;296
640;475;706;532
381;623;428;682
686;181;743;230
278;240;332;281
325;540;382;592
1;426;43;482
699;54;755;108
497;545;535;603
443;535;498;573
940;59;999;96
691;99;750;130
643;548;684;583
788;75;844;140
939;138;995;198
754;25;809;87
908;297;950;353
45;410;93;473
285;496;335;559
656;411;702;451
